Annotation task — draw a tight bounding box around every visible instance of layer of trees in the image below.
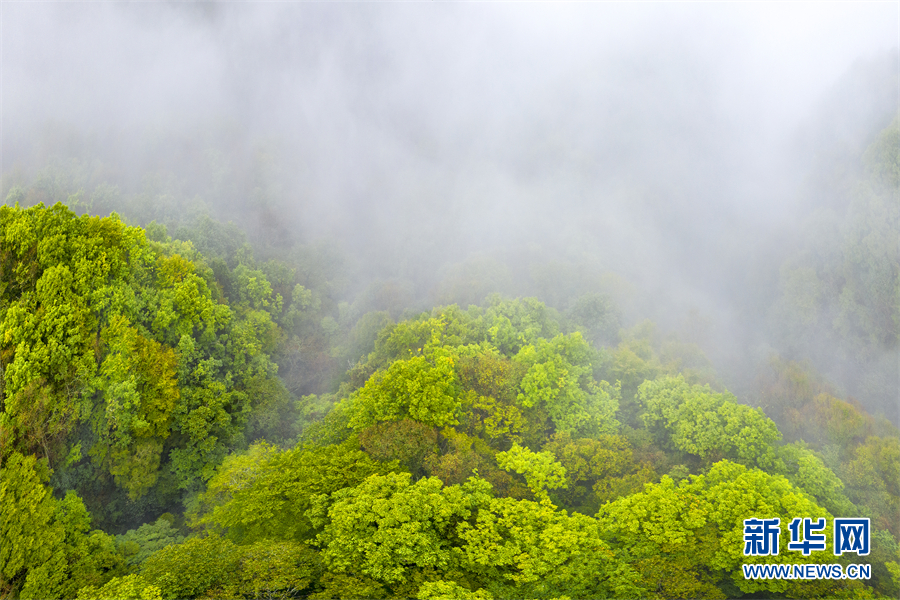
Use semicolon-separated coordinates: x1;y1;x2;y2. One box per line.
1;117;897;598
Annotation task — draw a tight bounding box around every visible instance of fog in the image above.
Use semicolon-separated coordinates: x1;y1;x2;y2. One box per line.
2;3;897;418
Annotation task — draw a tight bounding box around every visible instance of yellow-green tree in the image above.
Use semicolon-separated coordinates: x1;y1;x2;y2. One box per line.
597;460;859;599
0;202;282;508
0;452;122;599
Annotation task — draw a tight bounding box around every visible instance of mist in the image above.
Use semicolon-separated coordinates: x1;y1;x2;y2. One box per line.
2;2;898;420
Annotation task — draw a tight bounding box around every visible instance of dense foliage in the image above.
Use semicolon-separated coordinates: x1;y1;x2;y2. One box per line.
1;118;897;598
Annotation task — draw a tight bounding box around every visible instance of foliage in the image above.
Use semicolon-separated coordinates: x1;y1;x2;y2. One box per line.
350;352;461;430
131;534;321;600
840;436;900;537
757;358;896;454
76;574;162;600
1;151;898;599
564;292;621;348
769;117;900;415
226;540;321;600
0;452;67;598
194;439;397;544
116;515;185;569
310;573;387;600
359;418;439;476
639;375;783;470
0;202;285;517
866;529;900;598
597;321;720;427
457;496;644;599
777;441;856;517
756;358;900;539
91;315;180;498
139;534;242;599
597;460;848;598
311;473;492;595
455;351;528;449
0;452;122;599
543;431;656;512
54;491;126;598
495;444;566;507
423;428;526;500
514;333;619;438
416;580;493;600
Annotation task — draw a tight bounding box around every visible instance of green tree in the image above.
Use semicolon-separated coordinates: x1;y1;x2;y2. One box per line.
597;460;852;599
495;444;566;507
1;203;144;465
840;436;900;536
359;418;439;476
0;202;285;521
195;439;396;544
90;315;180;499
565;292;621;348
310;473;491;595
53;491;125;598
423;428;526;500
76;574;162;600
777;441;856;517
417;580;493;600
0;452;122;599
514;333;619;438
768;118;900;416
139;535;241;599
350;351;461;430
223;541;321;600
457;496;644;599
310;573;387;600
639;375;782;470
455;351;528;449
543;431;656;512
0;452;67;598
482;297;560;356
116;516;185;569
127;535;321;600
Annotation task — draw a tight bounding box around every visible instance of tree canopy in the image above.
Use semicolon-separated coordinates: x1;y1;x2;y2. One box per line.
2;125;898;600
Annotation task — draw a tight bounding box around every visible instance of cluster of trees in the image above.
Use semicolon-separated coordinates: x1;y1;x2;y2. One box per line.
1;116;897;599
0;202;293;528
3;218;899;597
770;118;899;415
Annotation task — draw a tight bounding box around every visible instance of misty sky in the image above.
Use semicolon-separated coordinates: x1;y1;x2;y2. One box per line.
2;2;898;406
4;3;895;218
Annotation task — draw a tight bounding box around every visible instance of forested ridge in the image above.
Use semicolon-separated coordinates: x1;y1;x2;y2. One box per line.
1;110;899;600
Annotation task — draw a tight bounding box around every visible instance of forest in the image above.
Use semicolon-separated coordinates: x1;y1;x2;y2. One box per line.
1;4;899;600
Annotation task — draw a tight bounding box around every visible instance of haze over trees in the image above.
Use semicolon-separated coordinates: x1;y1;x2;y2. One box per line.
1;3;898;599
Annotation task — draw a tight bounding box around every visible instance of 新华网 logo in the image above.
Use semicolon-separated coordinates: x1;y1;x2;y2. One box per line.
742;517;869;557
